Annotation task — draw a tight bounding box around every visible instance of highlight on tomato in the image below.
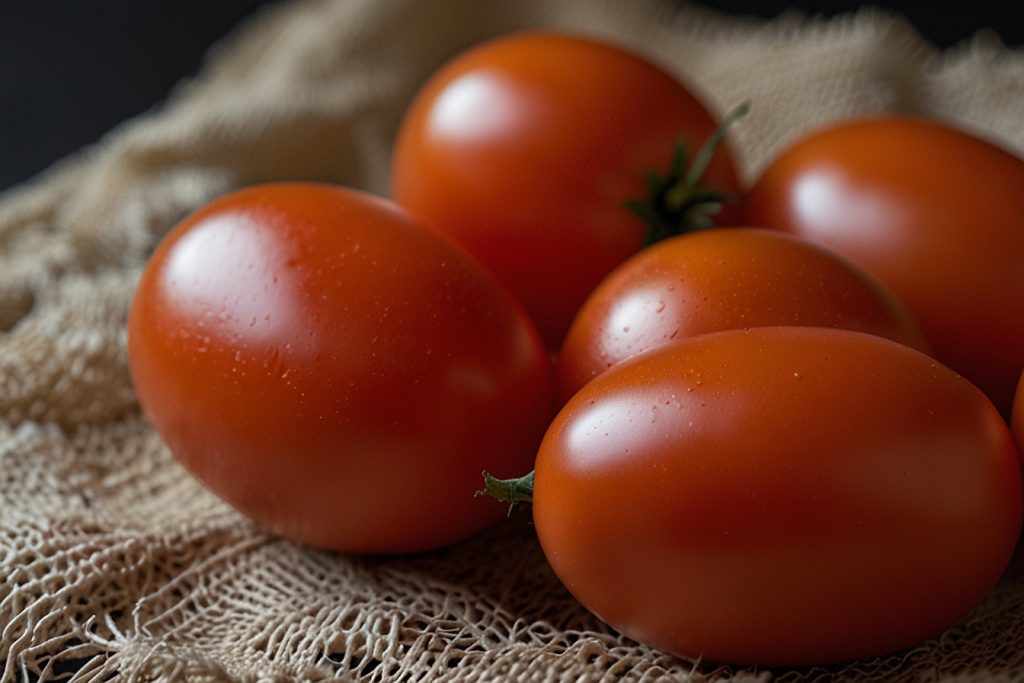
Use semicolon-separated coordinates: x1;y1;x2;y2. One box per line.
556;228;929;403
128;183;554;554
391;31;743;349
490;327;1021;666
745;115;1024;417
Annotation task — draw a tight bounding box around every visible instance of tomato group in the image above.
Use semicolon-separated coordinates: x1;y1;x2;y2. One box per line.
557;228;928;403
391;31;741;348
534;327;1021;666
745;116;1024;416
125;30;1024;669
128;183;553;553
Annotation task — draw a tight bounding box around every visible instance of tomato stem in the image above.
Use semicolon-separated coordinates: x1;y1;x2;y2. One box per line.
685;100;749;188
480;470;535;515
626;100;749;246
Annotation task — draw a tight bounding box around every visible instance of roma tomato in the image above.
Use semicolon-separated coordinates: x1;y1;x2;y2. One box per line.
745;116;1024;416
1014;372;1024;456
557;228;928;402
128;183;553;554
392;31;742;349
534;327;1021;665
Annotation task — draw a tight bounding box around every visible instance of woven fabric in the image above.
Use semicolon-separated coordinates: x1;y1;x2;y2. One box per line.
2;0;1023;680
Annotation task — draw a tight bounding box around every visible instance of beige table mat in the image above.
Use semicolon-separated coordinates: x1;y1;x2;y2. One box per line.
3;0;1024;680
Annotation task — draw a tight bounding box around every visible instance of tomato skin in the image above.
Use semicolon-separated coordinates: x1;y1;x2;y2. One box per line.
1014;373;1024;456
128;183;553;554
535;327;1021;666
391;31;741;349
557;228;929;403
745;116;1024;416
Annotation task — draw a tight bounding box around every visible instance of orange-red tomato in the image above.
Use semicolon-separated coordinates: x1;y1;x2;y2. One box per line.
557;228;929;403
745;116;1024;416
534;327;1021;666
1014;372;1024;456
128;183;553;553
392;31;741;349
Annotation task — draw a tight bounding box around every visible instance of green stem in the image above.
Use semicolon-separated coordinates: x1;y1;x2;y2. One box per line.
626;100;750;246
683;100;750;190
480;470;535;515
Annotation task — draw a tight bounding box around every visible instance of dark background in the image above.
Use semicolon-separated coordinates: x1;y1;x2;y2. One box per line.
1;1;1021;193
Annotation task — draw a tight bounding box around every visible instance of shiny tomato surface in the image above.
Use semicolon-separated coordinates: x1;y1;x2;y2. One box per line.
557;228;928;402
745;116;1024;416
534;327;1021;665
392;31;741;348
129;183;553;553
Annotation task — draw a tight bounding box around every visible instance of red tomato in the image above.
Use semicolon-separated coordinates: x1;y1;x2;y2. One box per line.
391;31;742;349
745;116;1024;417
557;228;929;403
128;183;553;553
534;327;1021;665
1014;372;1024;456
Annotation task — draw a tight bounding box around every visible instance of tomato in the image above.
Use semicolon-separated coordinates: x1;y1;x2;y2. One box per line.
128;183;553;554
745;116;1024;417
557;228;929;403
391;31;742;349
533;327;1021;666
1014;372;1024;456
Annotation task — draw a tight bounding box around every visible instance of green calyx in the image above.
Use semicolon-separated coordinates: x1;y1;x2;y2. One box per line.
480;470;535;516
626;100;750;246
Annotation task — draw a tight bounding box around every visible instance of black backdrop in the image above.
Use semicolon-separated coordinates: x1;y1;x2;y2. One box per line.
1;1;1021;192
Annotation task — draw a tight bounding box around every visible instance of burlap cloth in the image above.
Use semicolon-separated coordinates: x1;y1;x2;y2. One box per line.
3;0;1024;680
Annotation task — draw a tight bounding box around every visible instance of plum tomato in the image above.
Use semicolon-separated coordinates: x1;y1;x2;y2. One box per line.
745;116;1024;417
391;31;742;349
128;183;554;554
534;327;1021;665
557;228;929;403
1014;372;1024;456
